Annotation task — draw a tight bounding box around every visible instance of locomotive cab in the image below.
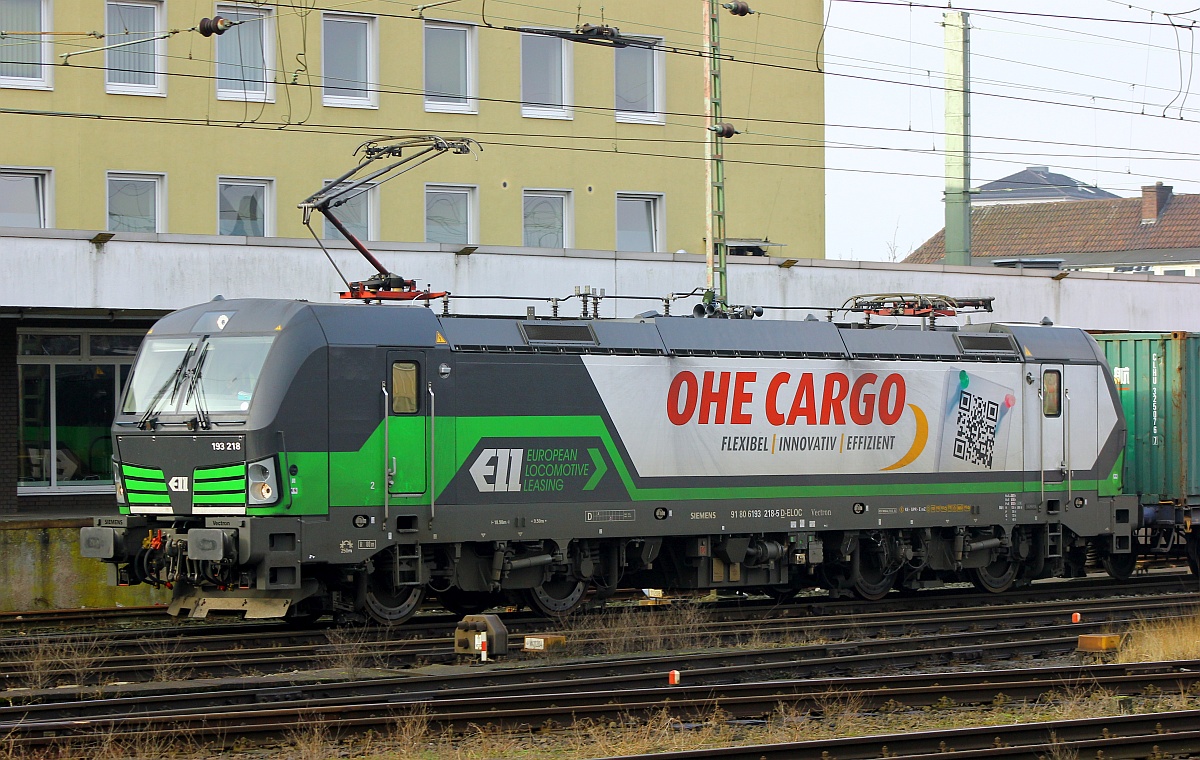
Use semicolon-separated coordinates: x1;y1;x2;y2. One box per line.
80;300;334;618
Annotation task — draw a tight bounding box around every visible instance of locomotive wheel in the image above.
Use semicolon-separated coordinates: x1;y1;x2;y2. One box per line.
1101;551;1138;581
436;588;497;617
364;578;425;625
850;539;897;601
524;578;589;617
851;569;895;601
968;557;1019;593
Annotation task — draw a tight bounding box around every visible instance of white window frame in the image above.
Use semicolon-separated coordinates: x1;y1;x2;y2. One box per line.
215;4;275;103
106;172;165;233
614;37;665;125
322;180;378;242
0;0;53;90
424;183;478;244
0;166;53;228
217;176;273;237
520;32;572;120
17;327;143;495
615;192;664;253
321;12;377;109
105;0;166;96
522;189;572;248
423;20;477;114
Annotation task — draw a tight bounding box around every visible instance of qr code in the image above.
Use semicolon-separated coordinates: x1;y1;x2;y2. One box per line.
952;390;999;468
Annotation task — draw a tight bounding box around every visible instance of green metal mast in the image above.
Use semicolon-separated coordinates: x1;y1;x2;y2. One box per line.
704;1;751;309
943;11;972;266
706;0;729;306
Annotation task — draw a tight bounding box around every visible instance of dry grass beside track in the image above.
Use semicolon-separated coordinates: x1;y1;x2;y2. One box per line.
8;688;1200;760
1117;608;1200;663
11;607;1200;759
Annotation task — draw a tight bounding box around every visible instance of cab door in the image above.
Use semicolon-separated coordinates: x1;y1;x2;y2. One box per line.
1024;364;1068;498
385;352;428;495
1039;365;1067;486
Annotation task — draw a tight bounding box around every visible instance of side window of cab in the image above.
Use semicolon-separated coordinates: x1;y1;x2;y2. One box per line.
392;362;419;414
1042;369;1061;417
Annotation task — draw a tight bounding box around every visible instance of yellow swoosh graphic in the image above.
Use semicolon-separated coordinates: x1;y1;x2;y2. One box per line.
881;403;928;471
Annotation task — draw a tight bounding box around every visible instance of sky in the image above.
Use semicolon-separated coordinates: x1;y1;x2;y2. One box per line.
821;0;1200;261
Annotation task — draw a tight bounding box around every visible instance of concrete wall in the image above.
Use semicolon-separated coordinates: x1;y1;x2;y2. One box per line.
4;228;1200;330
0;519;168;611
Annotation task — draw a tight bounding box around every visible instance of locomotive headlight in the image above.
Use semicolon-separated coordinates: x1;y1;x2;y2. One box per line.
251;481;273;501
247;457;279;505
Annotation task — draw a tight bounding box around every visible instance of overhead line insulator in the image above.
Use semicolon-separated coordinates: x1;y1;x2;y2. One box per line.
198;16;233;37
709;122;739;139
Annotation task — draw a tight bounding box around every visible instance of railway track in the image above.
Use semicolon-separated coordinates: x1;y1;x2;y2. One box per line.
1;575;1198;752
6;646;1200;748
0;605;167;632
1;575;1197;689
1;565;1190;633
600;709;1200;760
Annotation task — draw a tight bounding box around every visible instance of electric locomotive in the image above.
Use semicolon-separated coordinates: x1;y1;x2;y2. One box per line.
80;295;1138;622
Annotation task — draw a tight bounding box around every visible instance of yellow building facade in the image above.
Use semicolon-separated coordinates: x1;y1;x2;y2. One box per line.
0;0;823;258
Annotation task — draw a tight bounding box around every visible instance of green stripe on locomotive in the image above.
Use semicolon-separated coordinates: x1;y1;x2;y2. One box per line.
243;412;1100;519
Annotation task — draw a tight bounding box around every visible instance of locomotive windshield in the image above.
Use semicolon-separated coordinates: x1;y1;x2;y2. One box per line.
121;338;196;415
179;335;275;414
121;335;275;417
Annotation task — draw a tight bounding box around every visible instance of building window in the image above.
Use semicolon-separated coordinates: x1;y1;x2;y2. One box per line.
523;190;570;248
17;330;143;493
216;5;274;101
0;0;51;89
615;38;664;123
218;178;271;236
425;184;476;244
107;173;163;233
0;169;49;227
322;13;376;108
323;181;376;241
521;33;570;119
616;193;662;252
106;0;165;95
424;21;476;113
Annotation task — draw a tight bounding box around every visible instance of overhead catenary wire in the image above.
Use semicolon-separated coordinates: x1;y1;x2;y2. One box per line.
14;1;1200;125
0;101;1194;195
2;1;1198;195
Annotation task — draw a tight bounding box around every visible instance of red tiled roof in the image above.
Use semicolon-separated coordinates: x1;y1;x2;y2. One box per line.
904;192;1200;264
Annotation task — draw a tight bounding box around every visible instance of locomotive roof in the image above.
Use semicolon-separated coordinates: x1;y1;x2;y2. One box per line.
151;299;1105;364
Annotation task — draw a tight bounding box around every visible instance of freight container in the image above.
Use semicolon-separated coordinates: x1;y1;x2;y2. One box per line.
1093;332;1200;567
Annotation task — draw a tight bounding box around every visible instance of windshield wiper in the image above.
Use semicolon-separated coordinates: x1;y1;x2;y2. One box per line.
185;343;213;430
137;344;195;430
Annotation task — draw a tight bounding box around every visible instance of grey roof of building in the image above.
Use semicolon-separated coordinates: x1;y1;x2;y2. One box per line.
976;166;1119;203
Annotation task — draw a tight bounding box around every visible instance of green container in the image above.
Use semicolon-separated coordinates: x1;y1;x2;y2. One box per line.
1094;332;1200;508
